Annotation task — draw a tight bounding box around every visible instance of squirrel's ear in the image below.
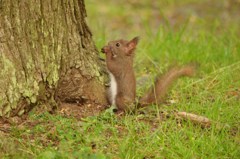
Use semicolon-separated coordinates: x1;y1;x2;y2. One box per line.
126;36;139;55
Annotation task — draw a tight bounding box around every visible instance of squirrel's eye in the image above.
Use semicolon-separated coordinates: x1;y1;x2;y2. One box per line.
116;43;120;47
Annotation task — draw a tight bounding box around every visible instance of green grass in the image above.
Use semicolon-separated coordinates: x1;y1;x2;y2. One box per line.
1;0;240;158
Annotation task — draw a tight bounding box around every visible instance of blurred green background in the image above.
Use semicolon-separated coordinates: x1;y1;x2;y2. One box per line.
86;0;240;71
86;0;240;40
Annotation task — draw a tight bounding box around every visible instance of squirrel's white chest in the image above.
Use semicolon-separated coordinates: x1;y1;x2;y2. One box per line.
109;73;117;105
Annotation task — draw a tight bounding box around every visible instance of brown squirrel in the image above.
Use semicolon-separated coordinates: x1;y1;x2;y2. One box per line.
101;37;196;112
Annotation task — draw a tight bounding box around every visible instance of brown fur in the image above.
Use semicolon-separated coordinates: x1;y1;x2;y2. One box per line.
139;65;196;106
102;37;196;112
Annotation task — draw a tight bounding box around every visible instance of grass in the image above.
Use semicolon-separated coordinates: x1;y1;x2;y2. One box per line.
1;0;240;158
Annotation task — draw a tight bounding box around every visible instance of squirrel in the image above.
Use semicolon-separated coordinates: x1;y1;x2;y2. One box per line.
101;37;196;112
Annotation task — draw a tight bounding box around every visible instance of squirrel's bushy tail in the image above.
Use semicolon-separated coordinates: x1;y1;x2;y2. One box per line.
139;64;196;107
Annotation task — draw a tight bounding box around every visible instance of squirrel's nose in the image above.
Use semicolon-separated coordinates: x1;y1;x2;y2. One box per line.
101;46;109;53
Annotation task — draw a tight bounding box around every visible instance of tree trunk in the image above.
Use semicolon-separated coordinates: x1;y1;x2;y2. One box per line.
0;0;107;117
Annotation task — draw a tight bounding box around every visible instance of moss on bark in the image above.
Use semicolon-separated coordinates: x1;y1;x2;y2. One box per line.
0;0;107;117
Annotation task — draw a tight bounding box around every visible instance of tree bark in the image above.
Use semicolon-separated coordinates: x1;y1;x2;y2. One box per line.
0;0;107;117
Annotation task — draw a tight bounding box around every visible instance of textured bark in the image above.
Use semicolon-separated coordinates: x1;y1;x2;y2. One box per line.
0;0;107;117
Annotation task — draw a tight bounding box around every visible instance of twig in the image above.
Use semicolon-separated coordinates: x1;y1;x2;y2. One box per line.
175;111;211;128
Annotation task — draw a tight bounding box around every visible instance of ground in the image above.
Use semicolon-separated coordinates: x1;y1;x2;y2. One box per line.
1;0;240;158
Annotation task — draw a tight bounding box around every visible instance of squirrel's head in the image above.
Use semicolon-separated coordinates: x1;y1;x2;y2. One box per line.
101;37;139;59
